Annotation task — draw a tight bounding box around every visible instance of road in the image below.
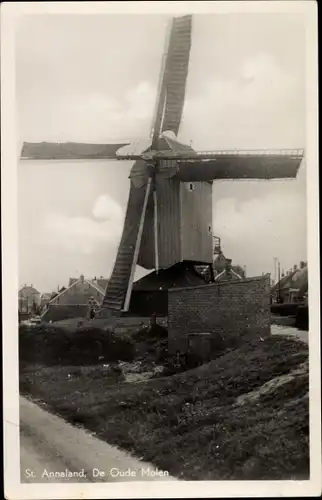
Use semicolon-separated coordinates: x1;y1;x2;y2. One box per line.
20;396;175;483
271;324;308;344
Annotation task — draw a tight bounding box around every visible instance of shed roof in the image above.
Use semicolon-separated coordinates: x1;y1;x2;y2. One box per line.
133;262;206;291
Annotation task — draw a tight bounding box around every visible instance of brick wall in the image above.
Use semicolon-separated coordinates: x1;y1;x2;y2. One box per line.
168;276;270;354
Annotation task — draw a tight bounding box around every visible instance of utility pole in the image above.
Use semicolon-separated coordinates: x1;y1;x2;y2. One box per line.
273;257;278;283
278;260;281;303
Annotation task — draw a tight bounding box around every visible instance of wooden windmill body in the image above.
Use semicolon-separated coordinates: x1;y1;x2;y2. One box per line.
21;16;304;315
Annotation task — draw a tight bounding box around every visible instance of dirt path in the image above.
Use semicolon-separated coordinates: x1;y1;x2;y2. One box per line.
20;396;176;483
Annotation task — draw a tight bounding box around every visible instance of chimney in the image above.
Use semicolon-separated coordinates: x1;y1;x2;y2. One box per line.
80;274;84;283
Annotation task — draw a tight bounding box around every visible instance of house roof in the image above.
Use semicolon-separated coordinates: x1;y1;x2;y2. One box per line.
271;271;296;292
271;266;308;296
19;285;40;295
214;252;232;272
48;277;105;305
92;278;109;292
290;267;308;296
88;280;106;295
215;268;243;282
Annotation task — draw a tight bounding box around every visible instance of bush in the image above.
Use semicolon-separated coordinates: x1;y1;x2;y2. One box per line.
19;324;135;367
132;325;168;366
295;306;309;331
132;324;168;342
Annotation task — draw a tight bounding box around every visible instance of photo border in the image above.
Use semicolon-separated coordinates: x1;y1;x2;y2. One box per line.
1;2;320;498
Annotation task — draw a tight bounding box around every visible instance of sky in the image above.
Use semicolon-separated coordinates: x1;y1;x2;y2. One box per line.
16;13;307;293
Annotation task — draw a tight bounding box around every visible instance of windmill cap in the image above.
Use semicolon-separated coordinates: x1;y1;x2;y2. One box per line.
160;130;177;140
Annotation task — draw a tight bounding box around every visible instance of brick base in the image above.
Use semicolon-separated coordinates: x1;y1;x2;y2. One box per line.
168;276;271;355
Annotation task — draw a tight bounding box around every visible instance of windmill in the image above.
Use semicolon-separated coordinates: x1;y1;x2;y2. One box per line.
21;15;304;316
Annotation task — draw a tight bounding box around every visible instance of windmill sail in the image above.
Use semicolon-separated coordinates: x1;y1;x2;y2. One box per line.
173;151;303;181
152;15;192;145
20;141;129;160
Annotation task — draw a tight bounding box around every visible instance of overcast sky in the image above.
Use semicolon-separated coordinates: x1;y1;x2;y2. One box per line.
16;13;307;292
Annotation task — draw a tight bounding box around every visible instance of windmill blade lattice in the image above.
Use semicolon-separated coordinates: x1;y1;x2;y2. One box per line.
173;151;304;181
20;141;130;160
151;15;192;147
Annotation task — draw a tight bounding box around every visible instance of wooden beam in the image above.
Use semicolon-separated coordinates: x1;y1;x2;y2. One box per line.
123;178;153;312
209;263;215;283
153;189;159;274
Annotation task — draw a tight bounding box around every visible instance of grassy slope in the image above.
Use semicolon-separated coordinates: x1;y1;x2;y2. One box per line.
20;335;309;480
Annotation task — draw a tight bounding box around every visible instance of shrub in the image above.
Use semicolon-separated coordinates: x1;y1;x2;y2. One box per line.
132;325;168;366
19;324;135;367
132;324;168;341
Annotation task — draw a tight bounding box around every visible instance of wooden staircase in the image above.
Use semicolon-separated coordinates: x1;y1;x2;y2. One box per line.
99;179;151;314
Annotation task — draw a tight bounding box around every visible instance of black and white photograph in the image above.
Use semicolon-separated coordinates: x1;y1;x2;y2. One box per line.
2;1;320;498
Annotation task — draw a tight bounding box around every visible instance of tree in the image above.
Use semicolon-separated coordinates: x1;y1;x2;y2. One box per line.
31;301;41;316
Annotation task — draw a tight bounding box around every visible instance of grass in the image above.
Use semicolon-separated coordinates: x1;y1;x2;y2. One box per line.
20;334;309;480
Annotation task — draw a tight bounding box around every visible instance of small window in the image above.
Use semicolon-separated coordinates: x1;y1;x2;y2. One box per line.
208;226;212;233
189;183;194;191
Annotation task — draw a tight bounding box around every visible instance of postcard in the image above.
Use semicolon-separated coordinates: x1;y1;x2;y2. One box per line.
1;1;320;498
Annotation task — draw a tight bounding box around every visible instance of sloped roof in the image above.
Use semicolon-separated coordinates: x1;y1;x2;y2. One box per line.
215;268;243;282
93;278;109;291
19;285;40;295
87;280;106;296
271;271;296;292
133;263;206;291
271;266;308;296
290;267;308;296
48;277;105;305
214;252;231;272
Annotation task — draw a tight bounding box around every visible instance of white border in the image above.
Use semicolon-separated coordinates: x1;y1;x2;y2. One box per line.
1;1;320;498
